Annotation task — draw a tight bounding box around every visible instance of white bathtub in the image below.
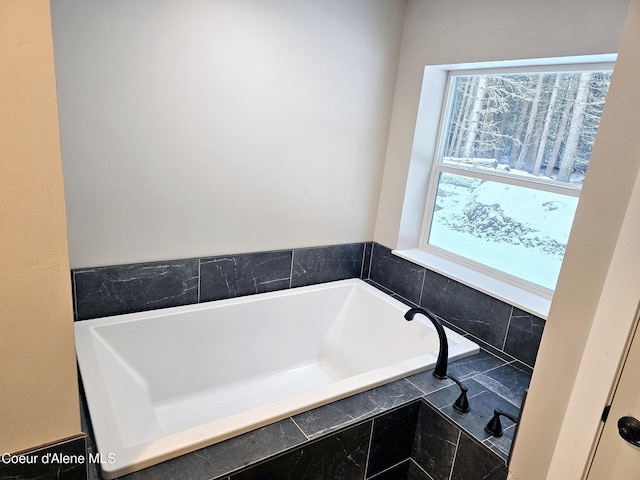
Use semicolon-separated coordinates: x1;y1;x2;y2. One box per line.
75;278;478;478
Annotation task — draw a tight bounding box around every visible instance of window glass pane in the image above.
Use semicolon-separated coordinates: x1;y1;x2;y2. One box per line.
428;172;579;290
440;70;612;188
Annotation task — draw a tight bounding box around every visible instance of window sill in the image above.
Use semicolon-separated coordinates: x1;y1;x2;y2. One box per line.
392;248;551;319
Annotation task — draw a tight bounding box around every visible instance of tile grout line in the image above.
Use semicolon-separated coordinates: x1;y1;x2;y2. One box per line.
484;436;511;459
363;419;375;479
409;458;433;480
404;376;428;396
451;327;522;367
418;266;427;306
289;416;310;441
370;242;376;281
72;270;78;321
366;279;419;308
288;249;295;289
197;258;202;303
460;365;527;411
447;429;462;480
501;306;514;351
366;458;412;479
359;242;366;279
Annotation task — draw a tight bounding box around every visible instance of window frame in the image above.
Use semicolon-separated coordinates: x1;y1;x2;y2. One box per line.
417;62;615;298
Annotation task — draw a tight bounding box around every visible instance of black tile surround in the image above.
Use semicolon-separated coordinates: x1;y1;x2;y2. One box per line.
368;244;545;368
74;259;199;320
73;244;368;321
72;241;541;479
199;250;293;302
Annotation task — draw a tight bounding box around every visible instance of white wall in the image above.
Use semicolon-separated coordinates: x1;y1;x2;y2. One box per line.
51;0;405;268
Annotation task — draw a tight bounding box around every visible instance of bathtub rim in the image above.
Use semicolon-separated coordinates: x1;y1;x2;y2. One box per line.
75;278;479;478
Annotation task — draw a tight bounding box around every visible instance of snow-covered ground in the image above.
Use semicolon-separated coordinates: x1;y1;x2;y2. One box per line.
429;172;578;290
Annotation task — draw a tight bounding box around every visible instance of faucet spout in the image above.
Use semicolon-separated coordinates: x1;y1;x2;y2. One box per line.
404;307;448;379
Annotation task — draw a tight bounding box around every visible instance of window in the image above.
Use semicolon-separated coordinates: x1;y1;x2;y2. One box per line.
421;65;613;293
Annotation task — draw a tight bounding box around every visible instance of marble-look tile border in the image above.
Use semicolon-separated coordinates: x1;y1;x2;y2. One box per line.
73;242;370;321
74;259;199;320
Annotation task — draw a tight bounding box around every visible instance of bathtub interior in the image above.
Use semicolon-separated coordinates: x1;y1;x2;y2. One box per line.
76;279;479;477
89;286;354;446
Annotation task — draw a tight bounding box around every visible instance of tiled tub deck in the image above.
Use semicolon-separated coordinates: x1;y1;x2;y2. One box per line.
81;348;530;480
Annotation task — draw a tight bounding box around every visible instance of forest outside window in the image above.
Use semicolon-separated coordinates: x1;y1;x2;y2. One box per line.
421;65;613;292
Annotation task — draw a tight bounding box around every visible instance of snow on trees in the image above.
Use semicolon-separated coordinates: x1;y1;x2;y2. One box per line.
441;70;611;185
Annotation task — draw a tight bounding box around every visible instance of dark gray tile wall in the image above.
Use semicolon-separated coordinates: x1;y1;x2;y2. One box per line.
502;308;545;367
451;433;508;480
220;401;509;480
367;243;546;368
74;259;199;320
368;244;425;305
292;243;365;287
413;404;508;480
366;402;420;477
366;460;431;480
200;250;293;302
230;397;509;480
406;462;431;480
420;269;512;350
231;421;372;480
412;402;460;479
73;243;369;321
370;460;412;480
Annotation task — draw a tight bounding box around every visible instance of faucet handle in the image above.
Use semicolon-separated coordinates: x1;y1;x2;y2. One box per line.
448;374;470;413
485;408;520;437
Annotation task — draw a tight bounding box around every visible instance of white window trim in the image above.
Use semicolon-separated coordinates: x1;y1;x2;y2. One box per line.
394;54;617;320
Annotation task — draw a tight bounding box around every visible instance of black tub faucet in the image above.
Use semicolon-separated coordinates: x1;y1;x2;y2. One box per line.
404;307;448;379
